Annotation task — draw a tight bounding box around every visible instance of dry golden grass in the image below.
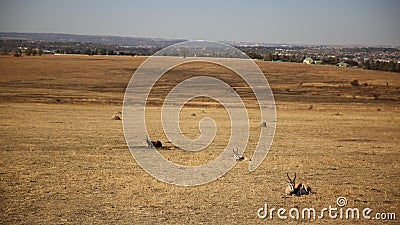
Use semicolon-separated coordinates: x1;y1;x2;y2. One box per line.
0;55;399;224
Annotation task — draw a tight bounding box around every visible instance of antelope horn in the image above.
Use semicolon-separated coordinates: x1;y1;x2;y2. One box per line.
287;173;292;182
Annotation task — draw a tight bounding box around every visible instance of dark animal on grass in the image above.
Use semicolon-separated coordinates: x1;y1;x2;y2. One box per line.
146;137;162;148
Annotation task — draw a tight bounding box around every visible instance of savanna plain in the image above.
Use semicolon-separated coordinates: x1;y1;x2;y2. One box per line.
0;55;399;224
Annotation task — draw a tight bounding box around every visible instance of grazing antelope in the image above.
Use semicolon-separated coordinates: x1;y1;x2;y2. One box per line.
285;173;313;196
232;147;247;161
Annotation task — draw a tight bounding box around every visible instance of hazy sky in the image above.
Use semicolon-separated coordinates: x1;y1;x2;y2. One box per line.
0;0;399;46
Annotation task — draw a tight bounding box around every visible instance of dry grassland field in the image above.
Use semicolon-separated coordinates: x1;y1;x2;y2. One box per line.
0;55;399;224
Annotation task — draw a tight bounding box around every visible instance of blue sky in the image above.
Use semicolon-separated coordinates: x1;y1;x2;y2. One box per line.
0;0;399;46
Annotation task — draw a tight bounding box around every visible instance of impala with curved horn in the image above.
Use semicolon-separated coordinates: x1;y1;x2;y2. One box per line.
232;147;248;161
285;172;314;196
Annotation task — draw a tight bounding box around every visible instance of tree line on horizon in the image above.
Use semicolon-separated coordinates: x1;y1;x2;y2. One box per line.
242;49;400;73
1;39;399;73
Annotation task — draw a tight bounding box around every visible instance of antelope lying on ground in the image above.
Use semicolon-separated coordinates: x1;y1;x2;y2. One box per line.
146;137;154;148
285;173;314;197
146;137;162;148
232;147;248;161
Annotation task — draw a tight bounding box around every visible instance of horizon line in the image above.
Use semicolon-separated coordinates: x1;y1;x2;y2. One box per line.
1;31;399;48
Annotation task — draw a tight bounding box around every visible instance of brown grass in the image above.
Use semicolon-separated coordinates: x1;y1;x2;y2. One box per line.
0;55;399;224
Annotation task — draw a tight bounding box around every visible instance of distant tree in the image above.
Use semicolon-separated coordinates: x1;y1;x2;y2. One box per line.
100;49;107;55
25;47;33;56
345;60;358;67
287;54;296;62
272;54;279;61
378;61;384;71
264;53;272;61
85;48;93;55
381;62;389;71
387;61;394;72
395;62;400;72
247;52;262;59
358;61;364;69
13;48;22;57
363;60;371;70
372;61;380;70
323;57;339;65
